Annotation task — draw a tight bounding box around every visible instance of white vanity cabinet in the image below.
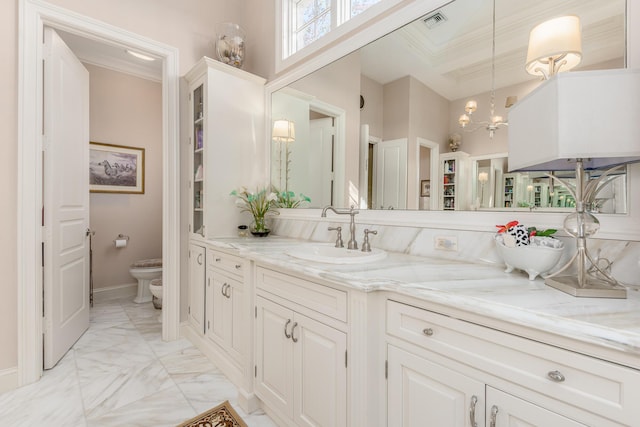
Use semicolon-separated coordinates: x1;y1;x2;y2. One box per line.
385;299;640;427
254;266;348;427
206;249;247;369
184;57;265;239
187;243;206;335
387;344;485;426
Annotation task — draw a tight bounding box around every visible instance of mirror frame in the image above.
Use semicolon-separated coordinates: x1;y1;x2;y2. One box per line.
265;0;640;241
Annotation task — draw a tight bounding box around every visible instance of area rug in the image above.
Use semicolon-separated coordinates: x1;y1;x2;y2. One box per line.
177;400;248;427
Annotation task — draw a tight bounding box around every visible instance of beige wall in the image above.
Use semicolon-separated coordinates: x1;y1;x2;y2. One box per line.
87;64;163;289
360;75;383;138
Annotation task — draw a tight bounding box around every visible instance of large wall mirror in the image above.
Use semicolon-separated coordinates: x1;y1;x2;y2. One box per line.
270;0;627;213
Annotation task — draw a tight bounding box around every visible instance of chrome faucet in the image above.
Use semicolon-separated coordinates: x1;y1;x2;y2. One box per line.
321;205;360;250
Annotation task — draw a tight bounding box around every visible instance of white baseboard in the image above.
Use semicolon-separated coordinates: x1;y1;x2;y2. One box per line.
93;282;137;303
0;367;18;395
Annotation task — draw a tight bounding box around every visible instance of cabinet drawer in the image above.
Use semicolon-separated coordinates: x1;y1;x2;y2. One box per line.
256;267;347;322
207;249;245;276
387;300;640;425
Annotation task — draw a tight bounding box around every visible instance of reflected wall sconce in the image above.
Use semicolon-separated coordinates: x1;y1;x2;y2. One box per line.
509;69;640;299
272;119;296;192
525;15;582;80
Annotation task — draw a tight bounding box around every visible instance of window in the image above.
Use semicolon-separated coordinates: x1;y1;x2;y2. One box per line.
284;0;381;57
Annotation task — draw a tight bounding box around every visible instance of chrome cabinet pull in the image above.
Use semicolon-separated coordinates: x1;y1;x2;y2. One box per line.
235;264;242;269
423;328;434;336
197;253;203;265
291;322;299;342
489;405;498;427
547;370;565;382
469;395;478;427
284;319;292;339
221;283;227;296
225;284;231;298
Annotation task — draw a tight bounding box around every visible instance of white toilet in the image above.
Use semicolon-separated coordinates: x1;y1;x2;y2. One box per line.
149;278;163;322
129;258;162;303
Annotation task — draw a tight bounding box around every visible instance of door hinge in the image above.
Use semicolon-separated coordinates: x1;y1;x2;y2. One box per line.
207;320;210;330
188;92;192;101
255;365;257;378
254;306;257;318
188;306;191;315
345;350;348;368
385;360;388;379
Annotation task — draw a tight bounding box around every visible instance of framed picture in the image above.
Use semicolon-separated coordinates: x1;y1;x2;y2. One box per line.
420;179;431;197
89;142;145;194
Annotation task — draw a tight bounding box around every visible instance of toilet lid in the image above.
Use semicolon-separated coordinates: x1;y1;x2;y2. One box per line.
131;258;162;268
150;278;163;286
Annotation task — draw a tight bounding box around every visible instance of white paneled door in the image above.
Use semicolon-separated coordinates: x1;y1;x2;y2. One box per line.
43;27;91;369
375;138;408;209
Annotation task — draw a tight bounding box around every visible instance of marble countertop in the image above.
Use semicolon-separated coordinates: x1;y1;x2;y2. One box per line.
205;236;640;368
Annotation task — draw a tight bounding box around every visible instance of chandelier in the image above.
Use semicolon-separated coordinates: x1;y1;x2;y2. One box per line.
458;0;508;138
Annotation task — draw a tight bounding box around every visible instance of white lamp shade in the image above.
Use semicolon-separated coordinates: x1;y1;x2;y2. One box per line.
508;69;640;171
272;119;295;142
525;15;582;77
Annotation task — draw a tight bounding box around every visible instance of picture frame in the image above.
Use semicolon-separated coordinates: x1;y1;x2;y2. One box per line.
89;142;145;194
420;179;431;197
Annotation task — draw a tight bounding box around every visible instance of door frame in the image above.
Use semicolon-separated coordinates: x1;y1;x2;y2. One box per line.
18;0;181;385
416;138;440;210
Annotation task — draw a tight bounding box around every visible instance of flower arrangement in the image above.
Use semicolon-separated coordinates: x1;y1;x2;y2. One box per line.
274;189;311;209
230;186;278;234
496;220;557;247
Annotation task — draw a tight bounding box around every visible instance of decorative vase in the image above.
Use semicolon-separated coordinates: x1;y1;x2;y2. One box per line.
251;216;270;237
494;235;564;280
215;22;245;68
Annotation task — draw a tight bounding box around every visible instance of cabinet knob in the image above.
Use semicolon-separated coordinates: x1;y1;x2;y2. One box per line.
215;257;221;262
422;328;434;336
235;264;242;269
547;370;565;382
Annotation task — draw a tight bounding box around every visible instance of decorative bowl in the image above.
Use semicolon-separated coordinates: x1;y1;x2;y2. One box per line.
494;235;564;280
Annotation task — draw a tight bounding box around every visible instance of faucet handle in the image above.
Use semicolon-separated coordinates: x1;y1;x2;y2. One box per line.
362;229;377;252
328;226;344;248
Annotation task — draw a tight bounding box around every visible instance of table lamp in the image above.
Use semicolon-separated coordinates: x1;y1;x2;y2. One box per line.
508;69;640;298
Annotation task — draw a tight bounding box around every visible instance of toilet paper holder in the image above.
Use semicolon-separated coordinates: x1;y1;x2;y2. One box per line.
114;234;130;247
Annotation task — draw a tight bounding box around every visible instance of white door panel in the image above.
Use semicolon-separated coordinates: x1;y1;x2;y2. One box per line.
375;139;407;209
43;27;90;369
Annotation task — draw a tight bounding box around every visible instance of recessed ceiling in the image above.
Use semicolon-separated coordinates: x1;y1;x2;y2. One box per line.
359;0;625;100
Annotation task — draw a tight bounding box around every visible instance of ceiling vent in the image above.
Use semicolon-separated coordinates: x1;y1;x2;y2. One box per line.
423;11;447;29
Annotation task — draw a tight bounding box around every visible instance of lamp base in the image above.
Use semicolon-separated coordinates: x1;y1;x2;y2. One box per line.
545;275;627;299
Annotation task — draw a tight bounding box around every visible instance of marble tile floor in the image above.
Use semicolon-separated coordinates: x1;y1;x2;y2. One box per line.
0;296;278;427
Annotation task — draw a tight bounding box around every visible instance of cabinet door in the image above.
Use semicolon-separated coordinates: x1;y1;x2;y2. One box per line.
255;296;294;418
188;244;206;334
388;345;485;427
293;312;347;427
229;279;245;360
208;271;231;344
486;387;587;427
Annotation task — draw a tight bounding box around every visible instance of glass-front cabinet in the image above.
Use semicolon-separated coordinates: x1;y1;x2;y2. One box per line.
191;84;205;236
185;57;266;239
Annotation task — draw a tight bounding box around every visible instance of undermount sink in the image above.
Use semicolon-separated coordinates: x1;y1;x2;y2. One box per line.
287;243;387;264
